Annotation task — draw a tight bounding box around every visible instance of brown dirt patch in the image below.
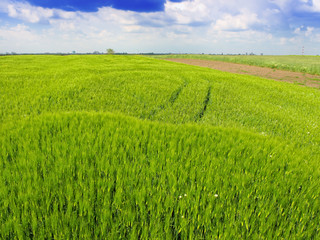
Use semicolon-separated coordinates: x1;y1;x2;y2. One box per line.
166;58;320;89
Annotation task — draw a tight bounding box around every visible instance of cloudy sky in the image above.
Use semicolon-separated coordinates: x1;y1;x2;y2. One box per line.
1;0;320;54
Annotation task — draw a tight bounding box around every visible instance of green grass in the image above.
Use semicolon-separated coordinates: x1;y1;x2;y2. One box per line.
152;54;320;75
1;55;320;238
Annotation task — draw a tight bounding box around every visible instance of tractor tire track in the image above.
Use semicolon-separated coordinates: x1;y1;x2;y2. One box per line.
147;80;188;119
195;84;212;122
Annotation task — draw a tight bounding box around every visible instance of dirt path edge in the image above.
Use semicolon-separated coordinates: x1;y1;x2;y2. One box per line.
166;58;320;89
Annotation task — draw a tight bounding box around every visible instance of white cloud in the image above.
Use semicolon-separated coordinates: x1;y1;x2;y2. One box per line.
294;26;301;34
49;19;76;31
56;10;77;19
278;0;320;13
123;25;143;33
306;26;315;36
311;0;320;11
1;0;320;54
1;0;283;32
165;0;210;25
7;2;54;23
269;0;292;10
294;25;316;37
212;10;260;31
0;24;39;44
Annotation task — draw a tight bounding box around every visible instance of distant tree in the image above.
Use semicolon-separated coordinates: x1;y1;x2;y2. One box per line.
106;48;115;54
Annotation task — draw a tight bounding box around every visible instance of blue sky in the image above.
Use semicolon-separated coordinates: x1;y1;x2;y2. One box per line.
1;0;320;54
27;0;186;12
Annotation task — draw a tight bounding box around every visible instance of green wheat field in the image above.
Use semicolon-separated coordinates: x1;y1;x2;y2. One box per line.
1;55;320;239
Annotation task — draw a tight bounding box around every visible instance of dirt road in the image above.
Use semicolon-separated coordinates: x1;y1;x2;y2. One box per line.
166;58;320;89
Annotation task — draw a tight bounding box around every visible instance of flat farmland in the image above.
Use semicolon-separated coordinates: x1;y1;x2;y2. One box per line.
154;54;320;75
165;58;320;88
1;55;320;239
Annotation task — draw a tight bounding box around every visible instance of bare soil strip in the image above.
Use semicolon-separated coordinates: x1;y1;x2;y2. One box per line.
166;58;320;89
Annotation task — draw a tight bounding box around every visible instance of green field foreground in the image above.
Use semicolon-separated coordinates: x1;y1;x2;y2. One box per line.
1;55;320;239
153;54;320;75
